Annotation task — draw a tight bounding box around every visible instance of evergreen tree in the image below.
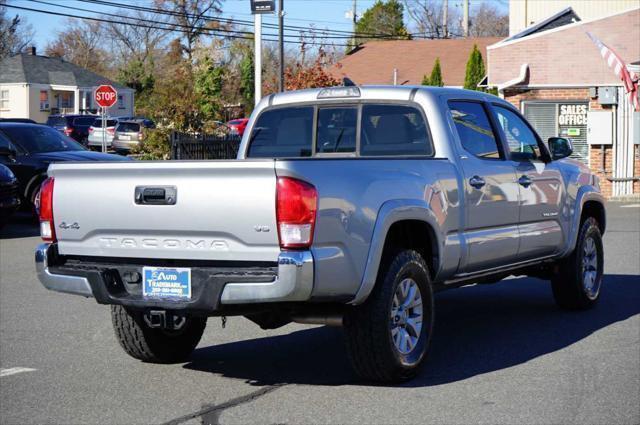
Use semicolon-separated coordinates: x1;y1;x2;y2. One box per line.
355;0;410;45
463;44;486;91
422;58;443;86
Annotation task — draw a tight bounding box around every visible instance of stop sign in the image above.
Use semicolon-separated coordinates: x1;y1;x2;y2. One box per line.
94;85;117;108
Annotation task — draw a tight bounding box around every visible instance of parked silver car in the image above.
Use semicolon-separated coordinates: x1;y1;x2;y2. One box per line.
34;86;605;382
87;117;133;149
111;119;155;153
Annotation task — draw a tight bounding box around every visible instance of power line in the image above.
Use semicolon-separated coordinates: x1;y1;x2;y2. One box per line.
4;3;355;47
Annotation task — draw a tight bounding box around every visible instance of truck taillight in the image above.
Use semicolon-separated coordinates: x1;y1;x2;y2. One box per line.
39;177;56;242
276;177;317;249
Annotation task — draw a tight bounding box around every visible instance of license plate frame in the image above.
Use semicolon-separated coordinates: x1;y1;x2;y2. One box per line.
142;267;192;299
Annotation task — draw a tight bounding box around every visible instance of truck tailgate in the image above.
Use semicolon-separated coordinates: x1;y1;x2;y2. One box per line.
49;160;280;262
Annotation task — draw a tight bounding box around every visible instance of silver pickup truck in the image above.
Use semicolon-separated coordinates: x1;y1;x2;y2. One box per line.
35;86;605;382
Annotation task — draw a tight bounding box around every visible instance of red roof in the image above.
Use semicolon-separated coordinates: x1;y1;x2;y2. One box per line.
329;38;502;87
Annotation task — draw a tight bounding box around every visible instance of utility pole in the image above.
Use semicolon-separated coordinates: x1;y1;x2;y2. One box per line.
254;13;262;105
352;0;357;47
442;0;448;39
278;0;285;93
463;0;469;37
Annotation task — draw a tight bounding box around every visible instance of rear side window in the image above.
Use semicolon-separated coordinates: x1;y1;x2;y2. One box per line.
360;105;432;156
316;107;357;153
449;101;501;159
117;122;141;132
247;107;313;158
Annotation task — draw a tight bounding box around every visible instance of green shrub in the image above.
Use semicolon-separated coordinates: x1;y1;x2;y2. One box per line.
131;128;172;160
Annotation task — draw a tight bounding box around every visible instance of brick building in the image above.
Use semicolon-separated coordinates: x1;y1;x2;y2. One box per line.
487;7;640;198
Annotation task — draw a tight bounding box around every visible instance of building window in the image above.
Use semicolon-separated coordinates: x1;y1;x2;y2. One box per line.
59;92;73;109
117;94;124;108
523;101;589;164
0;90;9;109
40;90;49;111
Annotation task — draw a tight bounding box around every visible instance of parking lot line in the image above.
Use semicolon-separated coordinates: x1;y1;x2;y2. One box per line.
0;367;37;377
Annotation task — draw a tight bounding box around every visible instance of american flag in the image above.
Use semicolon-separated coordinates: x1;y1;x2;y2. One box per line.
586;31;639;112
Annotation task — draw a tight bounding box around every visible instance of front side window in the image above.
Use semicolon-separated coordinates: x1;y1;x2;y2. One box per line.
493;105;542;161
247;107;313;158
0;90;9;109
316;107;357;154
360;104;431;156
40;91;49;111
449;101;501;160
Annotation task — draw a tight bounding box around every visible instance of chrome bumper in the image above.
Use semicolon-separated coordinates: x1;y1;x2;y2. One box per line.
220;251;314;304
35;244;314;304
35;243;94;297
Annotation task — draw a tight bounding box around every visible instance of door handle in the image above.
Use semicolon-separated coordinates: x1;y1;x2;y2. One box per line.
518;175;532;188
469;175;486;189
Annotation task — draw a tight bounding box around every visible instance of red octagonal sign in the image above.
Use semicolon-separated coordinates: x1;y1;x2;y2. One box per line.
94;84;118;108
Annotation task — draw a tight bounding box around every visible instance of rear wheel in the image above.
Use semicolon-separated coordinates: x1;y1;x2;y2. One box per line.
344;250;434;382
551;217;604;310
111;306;207;363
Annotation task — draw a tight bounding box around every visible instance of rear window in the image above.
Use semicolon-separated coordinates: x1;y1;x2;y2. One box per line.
91;119;118;127
247;107;313;158
317;107;357;154
360;105;432;156
46;116;67;126
73;116;96;126
117;122;141;132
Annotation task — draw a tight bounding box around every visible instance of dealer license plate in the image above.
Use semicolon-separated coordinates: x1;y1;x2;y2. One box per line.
142;267;191;299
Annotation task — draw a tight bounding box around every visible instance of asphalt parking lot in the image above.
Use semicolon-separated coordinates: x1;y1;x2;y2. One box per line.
1;202;639;425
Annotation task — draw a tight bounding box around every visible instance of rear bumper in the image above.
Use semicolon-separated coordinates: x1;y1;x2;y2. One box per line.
35;243;314;312
87;134;114;146
112;139;140;151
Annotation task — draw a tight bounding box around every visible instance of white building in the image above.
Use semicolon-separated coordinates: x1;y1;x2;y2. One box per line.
0;48;134;123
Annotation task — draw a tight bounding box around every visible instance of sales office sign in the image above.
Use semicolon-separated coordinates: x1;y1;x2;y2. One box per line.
558;103;588;137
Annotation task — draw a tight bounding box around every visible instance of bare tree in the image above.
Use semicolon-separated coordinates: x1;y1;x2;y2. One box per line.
404;0;461;38
469;3;508;37
0;1;34;59
45;19;112;76
156;0;223;63
105;10;169;65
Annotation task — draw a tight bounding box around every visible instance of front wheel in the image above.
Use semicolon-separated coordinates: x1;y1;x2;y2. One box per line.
551;217;604;310
111;306;207;363
344;250;434;382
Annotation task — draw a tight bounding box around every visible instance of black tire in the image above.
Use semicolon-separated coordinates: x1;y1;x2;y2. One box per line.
344;249;434;382
551;217;604;310
111;305;207;363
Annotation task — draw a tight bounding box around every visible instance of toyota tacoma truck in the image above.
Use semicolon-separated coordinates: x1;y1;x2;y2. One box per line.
35;86;605;382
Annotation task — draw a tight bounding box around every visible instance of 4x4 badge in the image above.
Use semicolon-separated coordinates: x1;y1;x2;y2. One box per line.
59;222;80;230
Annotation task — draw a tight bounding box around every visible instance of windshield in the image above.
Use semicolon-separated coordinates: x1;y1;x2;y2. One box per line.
1;125;86;153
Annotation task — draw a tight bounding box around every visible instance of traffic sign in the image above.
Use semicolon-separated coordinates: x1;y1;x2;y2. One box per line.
94;85;117;108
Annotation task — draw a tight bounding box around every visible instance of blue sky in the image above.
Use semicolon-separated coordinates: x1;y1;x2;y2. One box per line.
6;0;509;49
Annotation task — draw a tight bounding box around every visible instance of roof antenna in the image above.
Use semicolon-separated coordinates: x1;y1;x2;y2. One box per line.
343;77;356;87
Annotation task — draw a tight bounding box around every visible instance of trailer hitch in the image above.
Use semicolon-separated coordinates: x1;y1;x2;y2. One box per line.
144;310;187;331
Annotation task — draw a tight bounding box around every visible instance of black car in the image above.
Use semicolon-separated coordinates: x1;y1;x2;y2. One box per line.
0;123;128;212
0;163;20;228
46;114;97;144
0;118;37;124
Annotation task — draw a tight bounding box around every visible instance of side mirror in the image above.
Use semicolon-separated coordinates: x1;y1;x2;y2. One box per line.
548;137;573;160
0;145;17;158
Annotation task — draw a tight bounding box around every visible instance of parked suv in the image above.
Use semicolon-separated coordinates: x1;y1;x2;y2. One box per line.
46;114;97;144
112;119;155;154
87;117;133;150
34;86;605;382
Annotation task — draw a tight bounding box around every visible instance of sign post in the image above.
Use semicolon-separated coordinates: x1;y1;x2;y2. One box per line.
94;85;118;153
250;1;276;106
